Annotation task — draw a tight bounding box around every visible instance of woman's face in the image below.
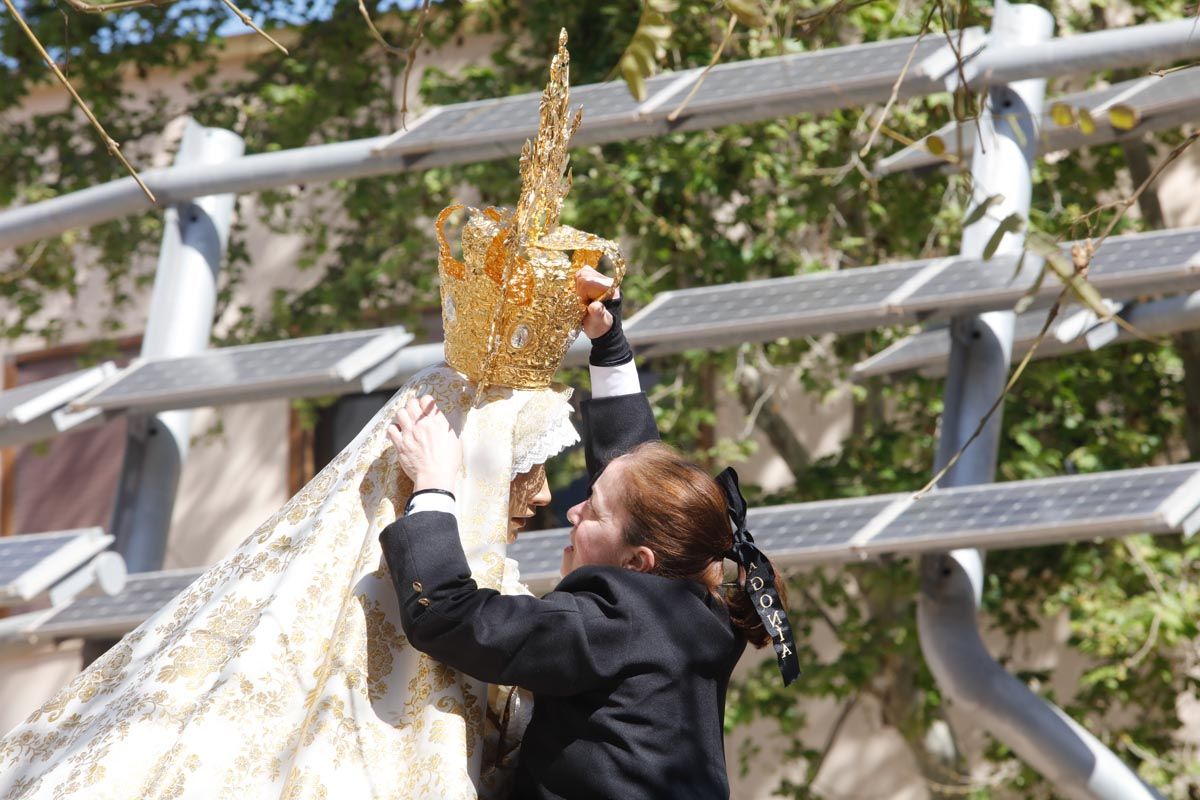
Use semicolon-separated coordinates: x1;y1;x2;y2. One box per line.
508;464;551;541
562;456;640;577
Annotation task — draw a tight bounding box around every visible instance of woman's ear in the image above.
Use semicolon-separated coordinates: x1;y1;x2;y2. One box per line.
624;546;656;574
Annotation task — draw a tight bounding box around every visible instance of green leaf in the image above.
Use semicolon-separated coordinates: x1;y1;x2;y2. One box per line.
925;135;946;156
1013;259;1048;313
982;213;1024;260
1015;430;1043;457
725;0;768;27
1011;247;1027;280
620;53;648;101
1004;113;1027;148
616;2;676;101
963;193;1004;228
1032;236;1110;319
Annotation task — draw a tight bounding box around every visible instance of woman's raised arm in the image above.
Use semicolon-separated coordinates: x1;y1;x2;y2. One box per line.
575;267;660;482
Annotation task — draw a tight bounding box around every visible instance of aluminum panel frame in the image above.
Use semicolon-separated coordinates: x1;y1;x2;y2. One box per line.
0;528;112;605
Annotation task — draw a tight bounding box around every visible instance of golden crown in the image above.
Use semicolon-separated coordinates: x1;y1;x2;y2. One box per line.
436;29;626;390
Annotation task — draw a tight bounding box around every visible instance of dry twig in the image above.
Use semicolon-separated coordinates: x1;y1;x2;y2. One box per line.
912;127;1200;497
914;284;1066;499
859;2;937;158
4;0;156;202
60;0;172;13
1092;130;1200;248
217;0;288;55
803;691;860;789
394;0;434;130
358;0;405;54
667;14;737;122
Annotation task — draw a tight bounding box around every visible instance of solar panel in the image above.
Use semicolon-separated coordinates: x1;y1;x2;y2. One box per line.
28;567;202;641
906;229;1200;312
625;228;1200;357
0;529;113;605
661;33;962;130
858;463;1200;557
874;67;1200;175
624;259;931;355
0;364;114;425
0;363;116;448
377;29;984;159
75;328;413;414
383;80;649;155
509;493;901;591
854;289;1200;378
511;464;1200;591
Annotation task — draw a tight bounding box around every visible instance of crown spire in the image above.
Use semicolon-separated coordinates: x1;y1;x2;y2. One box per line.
514;29;582;250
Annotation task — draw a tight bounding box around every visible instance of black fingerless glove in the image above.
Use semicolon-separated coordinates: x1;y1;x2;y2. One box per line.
588;293;634;367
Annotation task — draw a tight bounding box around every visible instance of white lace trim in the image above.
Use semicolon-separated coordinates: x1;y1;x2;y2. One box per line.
510;402;579;478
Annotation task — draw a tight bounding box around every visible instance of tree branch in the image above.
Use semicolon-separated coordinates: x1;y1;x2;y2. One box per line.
4;0;156;202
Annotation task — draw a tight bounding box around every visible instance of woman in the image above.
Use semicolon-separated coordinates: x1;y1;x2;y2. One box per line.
381;280;799;799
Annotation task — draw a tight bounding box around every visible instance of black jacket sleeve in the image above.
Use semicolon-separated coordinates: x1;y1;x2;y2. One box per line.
580;393;660;483
379;512;633;695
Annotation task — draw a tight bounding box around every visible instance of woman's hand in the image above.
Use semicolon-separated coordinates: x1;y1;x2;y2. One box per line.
576;264;620;340
387;396;462;492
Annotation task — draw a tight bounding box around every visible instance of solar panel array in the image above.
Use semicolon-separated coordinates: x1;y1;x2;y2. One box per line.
376;30;981;163
1;227;1196;444
7;463;1196;635
0;528;112;605
625;227;1200;357
874;67;1200;175
76;327;412;415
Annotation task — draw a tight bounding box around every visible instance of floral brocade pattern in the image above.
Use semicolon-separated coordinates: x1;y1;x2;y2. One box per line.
0;364;579;800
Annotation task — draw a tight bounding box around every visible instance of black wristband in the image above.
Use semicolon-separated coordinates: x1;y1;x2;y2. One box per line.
588;294;634;367
404;488;456;515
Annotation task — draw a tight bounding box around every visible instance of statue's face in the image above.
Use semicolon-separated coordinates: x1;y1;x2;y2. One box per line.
507;464;550;542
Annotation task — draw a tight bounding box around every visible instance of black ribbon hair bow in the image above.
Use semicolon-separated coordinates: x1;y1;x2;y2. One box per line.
715;467;800;687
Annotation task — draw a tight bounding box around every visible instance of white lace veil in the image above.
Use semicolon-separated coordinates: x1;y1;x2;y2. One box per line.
0;363;578;800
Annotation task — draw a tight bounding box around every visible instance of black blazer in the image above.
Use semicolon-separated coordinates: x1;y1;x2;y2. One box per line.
380;393;746;799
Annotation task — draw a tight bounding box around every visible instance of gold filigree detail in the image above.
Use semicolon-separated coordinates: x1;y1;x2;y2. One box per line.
438;30;628;390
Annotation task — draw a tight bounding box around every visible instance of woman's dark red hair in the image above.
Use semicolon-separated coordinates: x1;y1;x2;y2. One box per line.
616;441;788;648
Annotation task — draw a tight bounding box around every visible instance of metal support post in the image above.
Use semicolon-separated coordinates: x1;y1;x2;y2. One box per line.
917;3;1162;798
109;121;244;573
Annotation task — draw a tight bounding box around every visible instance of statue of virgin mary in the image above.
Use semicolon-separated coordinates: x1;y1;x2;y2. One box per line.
0;31;623;800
